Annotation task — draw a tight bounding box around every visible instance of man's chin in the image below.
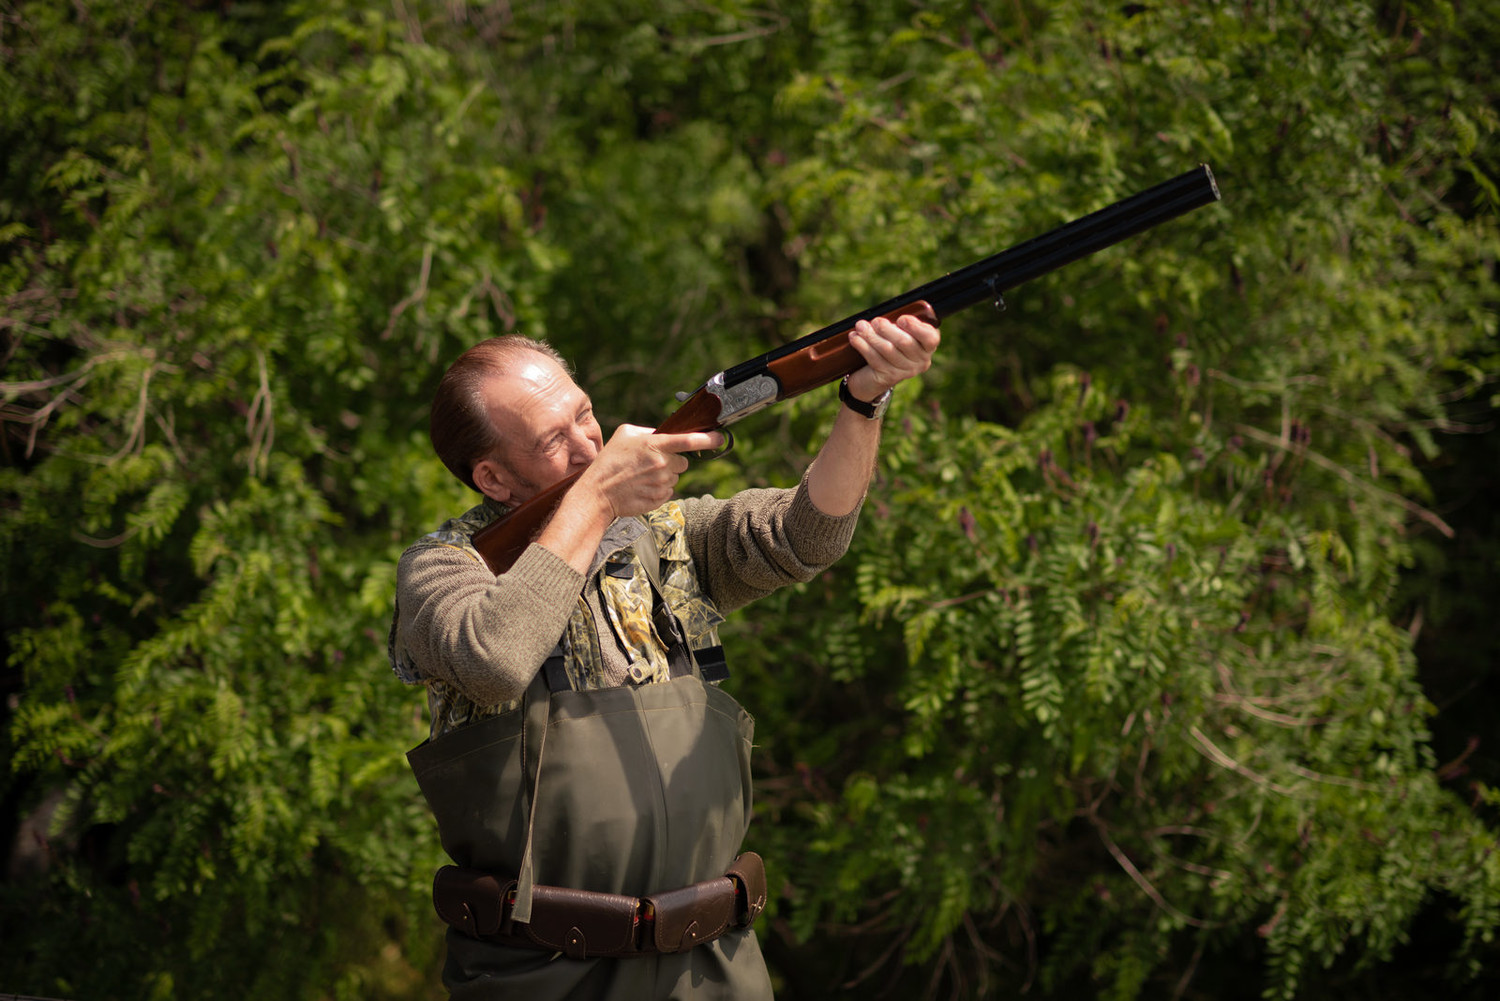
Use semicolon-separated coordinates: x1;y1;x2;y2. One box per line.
506;463;592;506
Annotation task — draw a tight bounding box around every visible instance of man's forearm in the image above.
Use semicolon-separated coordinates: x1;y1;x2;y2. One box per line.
805;404;883;517
803;309;937;516
535;484;616;575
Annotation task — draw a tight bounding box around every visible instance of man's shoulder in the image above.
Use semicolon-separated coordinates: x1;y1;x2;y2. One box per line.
405;499;504;556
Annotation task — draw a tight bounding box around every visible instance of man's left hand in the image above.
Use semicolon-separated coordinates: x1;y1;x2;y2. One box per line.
844;311;941;404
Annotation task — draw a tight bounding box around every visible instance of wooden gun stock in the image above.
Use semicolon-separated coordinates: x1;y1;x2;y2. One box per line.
471;165;1221;574
471;470;586;577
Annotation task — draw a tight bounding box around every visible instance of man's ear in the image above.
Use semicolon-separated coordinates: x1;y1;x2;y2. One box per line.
471;457;515;505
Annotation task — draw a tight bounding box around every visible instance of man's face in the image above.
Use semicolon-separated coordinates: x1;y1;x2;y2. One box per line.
471;352;603;506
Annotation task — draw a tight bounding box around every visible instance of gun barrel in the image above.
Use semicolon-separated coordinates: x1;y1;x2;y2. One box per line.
924;163;1221;316
725;164;1220;387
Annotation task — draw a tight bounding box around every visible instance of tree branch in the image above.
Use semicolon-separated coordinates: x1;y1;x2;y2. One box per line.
1234;422;1454;537
1087;807;1211;928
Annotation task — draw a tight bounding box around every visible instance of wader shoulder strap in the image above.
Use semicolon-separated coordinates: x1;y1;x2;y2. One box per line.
540;645;569;693
631;521;666;598
512;667;553;924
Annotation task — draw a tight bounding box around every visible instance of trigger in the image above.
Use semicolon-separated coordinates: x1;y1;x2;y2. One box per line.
696;429;735;461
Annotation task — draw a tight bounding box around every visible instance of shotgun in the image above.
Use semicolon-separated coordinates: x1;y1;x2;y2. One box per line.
473;164;1221;574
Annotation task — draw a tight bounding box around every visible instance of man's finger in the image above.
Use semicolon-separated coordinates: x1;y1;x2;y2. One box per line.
652;430;726;454
896;312;942;350
850;320;901;361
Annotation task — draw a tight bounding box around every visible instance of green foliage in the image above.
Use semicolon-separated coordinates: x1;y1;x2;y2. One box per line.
744;378;1497;996
2;1;1497;999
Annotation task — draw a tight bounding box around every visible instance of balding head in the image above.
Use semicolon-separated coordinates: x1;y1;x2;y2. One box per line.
429;336;573;492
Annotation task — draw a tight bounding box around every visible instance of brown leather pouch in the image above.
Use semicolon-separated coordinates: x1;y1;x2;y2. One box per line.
523;884;641;958
432;866;513;938
726;851;767;926
646;877;736;952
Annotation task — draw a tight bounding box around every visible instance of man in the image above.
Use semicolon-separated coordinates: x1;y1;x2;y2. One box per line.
389;312;939;999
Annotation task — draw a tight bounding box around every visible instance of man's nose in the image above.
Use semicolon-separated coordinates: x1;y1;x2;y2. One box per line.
568;432;599;467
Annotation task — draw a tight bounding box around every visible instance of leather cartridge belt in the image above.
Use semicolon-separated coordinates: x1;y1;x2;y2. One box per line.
432;852;768;960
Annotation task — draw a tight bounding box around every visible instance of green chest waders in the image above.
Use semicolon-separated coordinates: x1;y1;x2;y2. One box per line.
406;534;774;1000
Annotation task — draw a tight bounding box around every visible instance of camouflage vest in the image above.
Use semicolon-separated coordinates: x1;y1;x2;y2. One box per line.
390;500;726;739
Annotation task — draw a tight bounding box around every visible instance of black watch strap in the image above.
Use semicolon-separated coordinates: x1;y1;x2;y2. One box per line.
839;376;892;419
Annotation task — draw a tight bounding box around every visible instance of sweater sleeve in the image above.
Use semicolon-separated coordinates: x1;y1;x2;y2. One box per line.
680;474;862;616
394;540;585;706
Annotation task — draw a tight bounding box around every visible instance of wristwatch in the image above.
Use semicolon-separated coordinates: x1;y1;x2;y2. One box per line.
839;375;892;420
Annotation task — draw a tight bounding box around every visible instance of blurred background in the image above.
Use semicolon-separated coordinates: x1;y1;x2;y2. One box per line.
2;1;1496;998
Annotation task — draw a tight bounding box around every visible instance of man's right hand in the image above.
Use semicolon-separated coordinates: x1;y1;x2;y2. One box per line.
534;423;723;575
578;424;725;521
